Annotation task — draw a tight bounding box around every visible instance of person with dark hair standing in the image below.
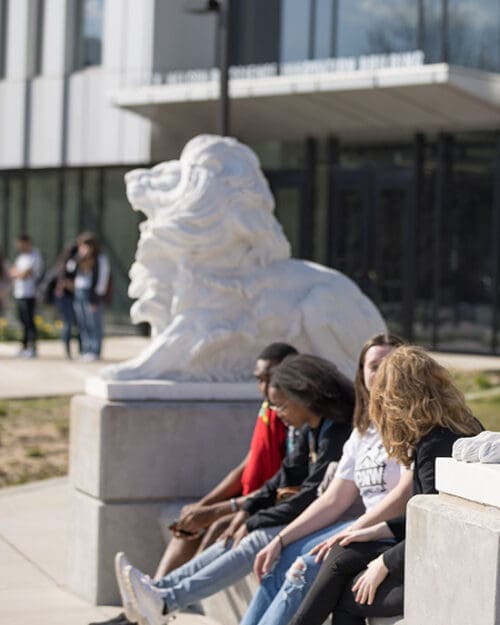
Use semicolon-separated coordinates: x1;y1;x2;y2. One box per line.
52;243;79;359
9;234;43;358
289;346;483;625
92;342;298;625
115;354;354;624
73;232;110;361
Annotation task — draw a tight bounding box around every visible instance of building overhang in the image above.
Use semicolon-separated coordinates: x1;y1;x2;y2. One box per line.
111;64;500;144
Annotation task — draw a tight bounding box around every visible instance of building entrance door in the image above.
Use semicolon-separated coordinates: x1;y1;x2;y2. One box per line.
327;166;416;339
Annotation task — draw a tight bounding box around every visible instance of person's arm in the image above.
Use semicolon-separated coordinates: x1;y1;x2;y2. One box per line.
254;476;359;580
245;421;350;532
10;265;31;279
95;254;110;296
349;469;413;529
176;454;249;533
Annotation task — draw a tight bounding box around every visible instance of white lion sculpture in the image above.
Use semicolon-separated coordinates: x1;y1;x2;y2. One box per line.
102;135;386;382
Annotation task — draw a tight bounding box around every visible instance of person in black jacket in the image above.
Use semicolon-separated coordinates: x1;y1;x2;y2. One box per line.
115;354;354;624
289;345;483;625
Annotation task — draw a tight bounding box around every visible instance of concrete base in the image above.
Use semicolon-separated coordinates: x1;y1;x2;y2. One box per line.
68;393;259;604
405;493;500;625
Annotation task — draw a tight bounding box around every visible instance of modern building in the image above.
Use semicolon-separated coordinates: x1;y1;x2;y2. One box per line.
1;0;500;351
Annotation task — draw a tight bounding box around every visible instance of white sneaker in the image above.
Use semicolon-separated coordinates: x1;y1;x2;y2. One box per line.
114;552;139;623
126;564;167;625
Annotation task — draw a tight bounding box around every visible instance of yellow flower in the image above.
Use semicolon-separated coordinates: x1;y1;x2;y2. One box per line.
54;320;63;330
0;318;7;329
34;315;44;326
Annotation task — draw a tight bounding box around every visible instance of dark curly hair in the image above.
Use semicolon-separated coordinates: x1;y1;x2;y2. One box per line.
269;354;354;424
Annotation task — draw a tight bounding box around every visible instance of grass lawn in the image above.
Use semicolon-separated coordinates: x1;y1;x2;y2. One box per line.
0;397;70;488
0;369;498;489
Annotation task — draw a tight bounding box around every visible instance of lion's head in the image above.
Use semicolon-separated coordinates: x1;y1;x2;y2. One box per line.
126;135;291;334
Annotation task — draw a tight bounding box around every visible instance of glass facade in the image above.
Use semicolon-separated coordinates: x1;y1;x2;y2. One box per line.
230;0;500;73
74;0;104;69
261;132;500;353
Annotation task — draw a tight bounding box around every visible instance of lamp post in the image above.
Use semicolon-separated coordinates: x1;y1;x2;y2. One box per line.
185;0;231;136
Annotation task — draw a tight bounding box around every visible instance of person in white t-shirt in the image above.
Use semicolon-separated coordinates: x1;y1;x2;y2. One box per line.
9;235;43;358
239;333;413;625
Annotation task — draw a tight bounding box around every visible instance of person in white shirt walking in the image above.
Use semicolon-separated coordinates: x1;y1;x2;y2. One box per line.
9;234;44;358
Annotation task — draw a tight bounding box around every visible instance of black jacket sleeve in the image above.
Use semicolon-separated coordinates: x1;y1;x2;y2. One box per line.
245;421;351;531
241;425;310;517
382;427;465;579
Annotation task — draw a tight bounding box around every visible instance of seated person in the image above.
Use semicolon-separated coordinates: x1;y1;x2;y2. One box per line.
289;346;483;625
116;354;355;624
241;333;413;625
94;342;297;625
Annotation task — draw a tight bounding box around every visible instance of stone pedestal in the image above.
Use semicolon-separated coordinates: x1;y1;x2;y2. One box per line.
405;459;500;625
68;382;260;605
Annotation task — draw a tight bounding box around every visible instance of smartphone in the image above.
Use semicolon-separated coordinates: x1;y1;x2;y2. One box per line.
168;521;195;537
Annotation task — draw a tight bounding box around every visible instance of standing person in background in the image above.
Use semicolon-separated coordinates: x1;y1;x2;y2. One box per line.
9;234;43;358
53;242;79;359
73;232;110;361
0;248;10;316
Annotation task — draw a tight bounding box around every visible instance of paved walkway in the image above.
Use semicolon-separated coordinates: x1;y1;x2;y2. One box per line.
0;336;149;399
1;337;500;624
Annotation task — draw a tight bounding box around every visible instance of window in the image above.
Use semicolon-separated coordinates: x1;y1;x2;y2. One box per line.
0;0;8;79
34;0;45;76
74;0;104;69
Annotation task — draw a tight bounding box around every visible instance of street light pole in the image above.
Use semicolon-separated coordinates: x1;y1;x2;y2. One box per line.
185;0;231;136
218;0;230;136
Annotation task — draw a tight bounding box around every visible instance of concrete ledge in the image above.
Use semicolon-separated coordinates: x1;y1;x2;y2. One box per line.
436;457;500;507
405;493;500;625
86;378;261;401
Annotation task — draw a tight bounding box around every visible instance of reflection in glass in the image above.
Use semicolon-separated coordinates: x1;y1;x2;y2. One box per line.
274;187;301;256
26;172;59;267
74;0;104;69
102;168;140;312
449;0;500;71
280;0;311;62
337;0;418;57
63;170;81;247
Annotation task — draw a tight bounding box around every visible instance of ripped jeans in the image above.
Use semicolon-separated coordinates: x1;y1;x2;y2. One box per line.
240;519;353;625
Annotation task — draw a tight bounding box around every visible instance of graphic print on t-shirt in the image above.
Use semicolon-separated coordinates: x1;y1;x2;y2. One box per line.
355;441;388;493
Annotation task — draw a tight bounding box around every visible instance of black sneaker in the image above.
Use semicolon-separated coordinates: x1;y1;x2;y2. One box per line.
88;612;135;625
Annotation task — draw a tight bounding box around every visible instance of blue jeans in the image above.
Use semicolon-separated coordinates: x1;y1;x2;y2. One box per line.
241;519;354;625
153;526;283;611
55;294;77;355
73;288;103;356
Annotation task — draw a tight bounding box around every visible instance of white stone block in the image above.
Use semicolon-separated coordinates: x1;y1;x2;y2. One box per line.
69;395;258;500
405;493;500;625
436;457;500;508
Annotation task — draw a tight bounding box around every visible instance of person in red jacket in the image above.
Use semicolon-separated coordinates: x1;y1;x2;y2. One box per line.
159;342;298;573
91;343;297;625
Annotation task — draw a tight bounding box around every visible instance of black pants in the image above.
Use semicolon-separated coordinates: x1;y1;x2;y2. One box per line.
17;297;37;348
289;542;403;625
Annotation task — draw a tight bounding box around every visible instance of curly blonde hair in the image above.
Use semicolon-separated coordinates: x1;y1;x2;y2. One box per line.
369;345;482;467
